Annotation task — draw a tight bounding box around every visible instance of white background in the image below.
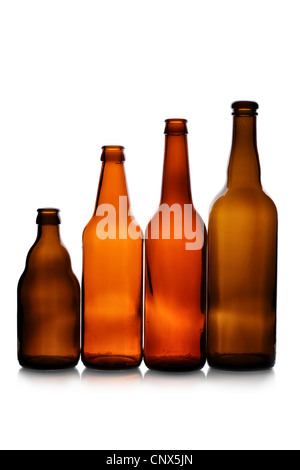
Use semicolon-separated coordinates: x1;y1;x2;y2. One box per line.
0;0;299;451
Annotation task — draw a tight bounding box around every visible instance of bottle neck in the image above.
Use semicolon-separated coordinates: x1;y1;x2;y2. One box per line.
35;209;61;242
227;115;261;189
160;123;192;205
94;162;130;215
37;224;61;242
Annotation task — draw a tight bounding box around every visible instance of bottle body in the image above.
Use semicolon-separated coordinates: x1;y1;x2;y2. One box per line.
145;217;207;371
17;209;80;370
207;102;278;370
82;146;143;369
144;120;207;371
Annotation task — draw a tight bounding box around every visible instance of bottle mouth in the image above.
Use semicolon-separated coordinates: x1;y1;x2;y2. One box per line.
101;146;125;162
232;101;259;116
164;119;188;135
36;208;60;225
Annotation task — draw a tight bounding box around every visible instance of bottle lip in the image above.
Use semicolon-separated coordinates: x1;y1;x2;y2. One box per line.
36;208;61;225
164;119;188;135
101;145;125;162
232;101;259;116
101;145;125;151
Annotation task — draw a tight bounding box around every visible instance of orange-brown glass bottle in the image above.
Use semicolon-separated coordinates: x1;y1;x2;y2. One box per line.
82;146;143;369
17;209;80;370
207;101;278;370
144;119;207;372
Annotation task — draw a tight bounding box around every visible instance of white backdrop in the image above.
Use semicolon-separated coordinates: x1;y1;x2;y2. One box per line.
0;0;299;450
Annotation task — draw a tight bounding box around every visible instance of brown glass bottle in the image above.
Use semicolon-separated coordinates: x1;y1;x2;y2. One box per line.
17;209;80;370
82;146;143;369
144;119;207;372
207;101;278;370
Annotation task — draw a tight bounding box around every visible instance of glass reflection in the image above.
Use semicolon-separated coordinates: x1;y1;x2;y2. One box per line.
81;367;143;387
143;369;206;388
206;366;275;389
18;366;80;386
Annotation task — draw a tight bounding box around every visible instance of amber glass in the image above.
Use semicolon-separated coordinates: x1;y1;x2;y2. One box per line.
144;119;207;372
82;146;143;369
207;101;278;370
17;209;80;370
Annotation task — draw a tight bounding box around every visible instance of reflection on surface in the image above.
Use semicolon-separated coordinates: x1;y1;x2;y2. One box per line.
81;366;143;387
18;366;80;386
206;366;275;388
143;369;206;387
17;364;276;391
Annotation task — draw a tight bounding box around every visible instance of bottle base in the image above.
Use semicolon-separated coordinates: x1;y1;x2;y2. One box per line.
207;353;275;371
18;354;79;371
144;354;206;372
82;353;142;370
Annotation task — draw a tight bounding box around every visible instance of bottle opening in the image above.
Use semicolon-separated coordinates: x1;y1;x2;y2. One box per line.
101;146;125;162
164;119;188;135
36;208;61;225
232;101;259;116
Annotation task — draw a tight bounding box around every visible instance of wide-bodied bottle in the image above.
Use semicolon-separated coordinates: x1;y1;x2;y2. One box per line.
144;119;207;372
207;101;278;370
82;146;143;369
17;209;80;370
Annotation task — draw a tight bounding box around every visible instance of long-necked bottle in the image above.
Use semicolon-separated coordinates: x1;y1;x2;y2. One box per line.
17;209;80;370
82;146;143;369
207;101;278;370
144;119;207;372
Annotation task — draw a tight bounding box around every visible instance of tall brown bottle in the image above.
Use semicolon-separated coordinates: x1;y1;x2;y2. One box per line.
144;119;207;372
82;146;143;369
207;101;278;370
17;209;80;370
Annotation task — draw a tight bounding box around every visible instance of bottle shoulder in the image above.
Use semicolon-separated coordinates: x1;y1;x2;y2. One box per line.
18;248;79;293
145;204;207;244
209;186;277;220
147;203;205;222
83;213;143;243
261;189;278;215
22;238;73;271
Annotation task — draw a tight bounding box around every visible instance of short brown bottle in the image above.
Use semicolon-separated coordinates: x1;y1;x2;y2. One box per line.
144;119;207;372
82;146;143;369
207;101;278;370
17;209;80;370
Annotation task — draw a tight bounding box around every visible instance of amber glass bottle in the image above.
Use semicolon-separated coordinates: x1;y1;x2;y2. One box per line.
207;101;278;370
82;146;143;369
17;209;80;370
144;119;207;372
